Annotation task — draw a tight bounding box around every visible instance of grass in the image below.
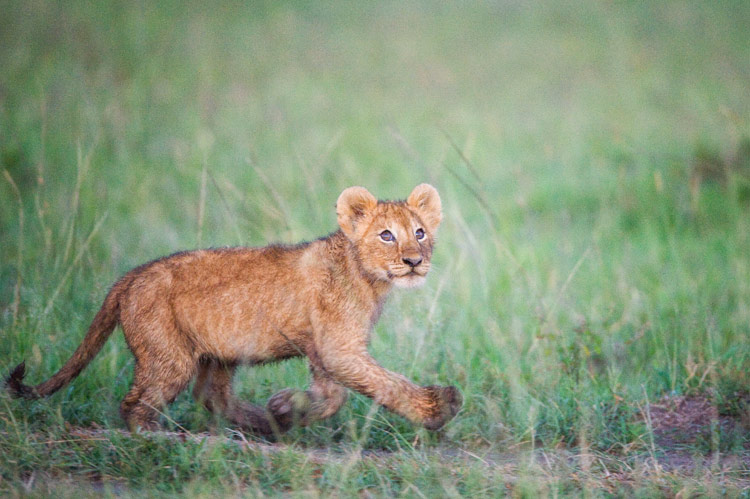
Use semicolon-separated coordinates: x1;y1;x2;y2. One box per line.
1;0;749;495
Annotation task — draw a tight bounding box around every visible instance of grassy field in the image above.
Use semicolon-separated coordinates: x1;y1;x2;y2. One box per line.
1;0;749;495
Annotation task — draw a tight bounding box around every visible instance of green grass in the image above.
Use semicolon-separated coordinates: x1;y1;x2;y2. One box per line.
2;0;749;495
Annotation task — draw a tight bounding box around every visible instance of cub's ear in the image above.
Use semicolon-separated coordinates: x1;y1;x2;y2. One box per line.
407;183;442;232
337;186;377;239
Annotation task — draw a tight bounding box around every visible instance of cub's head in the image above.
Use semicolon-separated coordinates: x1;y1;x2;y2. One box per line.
337;184;442;288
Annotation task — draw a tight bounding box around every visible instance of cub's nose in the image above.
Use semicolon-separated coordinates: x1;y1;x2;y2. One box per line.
402;256;423;268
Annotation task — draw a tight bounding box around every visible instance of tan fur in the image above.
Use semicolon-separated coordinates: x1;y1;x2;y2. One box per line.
6;184;462;433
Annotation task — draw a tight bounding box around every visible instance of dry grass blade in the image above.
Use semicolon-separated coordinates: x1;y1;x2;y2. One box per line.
2;169;24;325
207;170;244;245
197;162;208;247
61;143;92;266
439;127;482;184
42;211;109;317
540;246;592;332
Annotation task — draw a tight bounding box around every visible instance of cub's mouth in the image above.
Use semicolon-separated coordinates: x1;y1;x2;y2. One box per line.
398;269;426;278
393;271;427;288
385;264;429;283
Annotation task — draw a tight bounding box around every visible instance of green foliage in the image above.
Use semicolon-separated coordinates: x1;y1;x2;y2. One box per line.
1;0;749;494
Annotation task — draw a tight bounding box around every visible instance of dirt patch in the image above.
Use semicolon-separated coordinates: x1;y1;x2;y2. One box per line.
646;394;749;453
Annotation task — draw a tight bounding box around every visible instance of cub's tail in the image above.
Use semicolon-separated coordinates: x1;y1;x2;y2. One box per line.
6;278;128;399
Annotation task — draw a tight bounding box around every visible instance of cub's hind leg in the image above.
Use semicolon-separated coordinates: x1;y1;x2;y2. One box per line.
118;285;198;431
120;357;195;431
267;349;348;431
192;358;273;435
120;367;148;430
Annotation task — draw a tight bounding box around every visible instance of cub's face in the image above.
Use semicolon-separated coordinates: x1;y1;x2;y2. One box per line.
337;184;442;288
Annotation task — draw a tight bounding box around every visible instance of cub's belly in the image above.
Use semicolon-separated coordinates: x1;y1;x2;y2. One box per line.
170;281;311;361
202;326;311;363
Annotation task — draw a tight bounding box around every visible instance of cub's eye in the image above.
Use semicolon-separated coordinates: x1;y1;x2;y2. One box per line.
415;228;425;240
379;230;394;242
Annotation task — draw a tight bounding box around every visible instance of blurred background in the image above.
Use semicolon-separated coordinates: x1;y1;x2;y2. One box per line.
1;0;749;451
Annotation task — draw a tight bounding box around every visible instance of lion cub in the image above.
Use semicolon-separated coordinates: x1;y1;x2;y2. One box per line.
7;184;462;433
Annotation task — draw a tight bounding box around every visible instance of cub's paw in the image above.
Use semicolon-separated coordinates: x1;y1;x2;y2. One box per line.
421;385;463;431
266;389;312;433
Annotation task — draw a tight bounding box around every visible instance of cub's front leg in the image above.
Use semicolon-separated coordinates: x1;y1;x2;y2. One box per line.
323;347;462;430
280;316;462;431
